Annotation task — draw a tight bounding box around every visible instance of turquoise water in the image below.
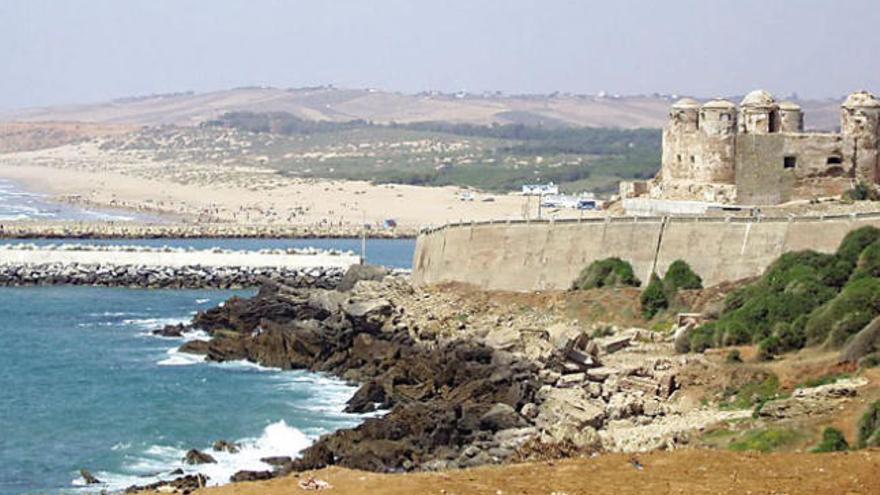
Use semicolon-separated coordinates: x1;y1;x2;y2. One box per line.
0;237;416;269
0;179;159;222
0;287;370;495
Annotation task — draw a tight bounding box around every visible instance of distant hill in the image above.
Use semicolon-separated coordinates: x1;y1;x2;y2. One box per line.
0;86;848;131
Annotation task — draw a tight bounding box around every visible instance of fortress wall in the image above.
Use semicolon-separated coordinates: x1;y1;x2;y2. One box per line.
412;214;880;292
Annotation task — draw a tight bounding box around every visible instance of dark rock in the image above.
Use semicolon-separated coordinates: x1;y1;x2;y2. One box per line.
161;281;540;476
212;439;240;453
479;403;528;431
153;323;186;337
260;456;292;467
125;474;208;494
80;468;101;485
230;470;274;482
183;449;216;465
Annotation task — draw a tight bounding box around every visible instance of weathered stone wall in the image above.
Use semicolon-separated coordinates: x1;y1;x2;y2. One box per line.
412;213;880;292
734;134;792;205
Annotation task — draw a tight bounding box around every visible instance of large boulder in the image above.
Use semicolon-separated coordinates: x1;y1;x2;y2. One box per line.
479;403;528;431
183;449;216;465
535;387;605;430
336;264;389;292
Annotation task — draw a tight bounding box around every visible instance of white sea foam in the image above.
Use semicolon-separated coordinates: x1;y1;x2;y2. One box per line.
195;298;211;304
81;421;316;492
123;317;191;330
157;347;205;366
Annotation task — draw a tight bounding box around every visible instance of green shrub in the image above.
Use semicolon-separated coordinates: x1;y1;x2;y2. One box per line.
720;374;781;410
721;321;752;346
811;427;849;453
689;323;717;353
836;226;880;267
775;321;806;352
590;325;614;338
728;428;800;453
691;227;880;355
663;259;703;292
795;372;850;389
757;335;781;361
805;277;880;347
640;273;669;319
844;181;880;202
857;400;880;448
850;241;880;281
572;257;640;290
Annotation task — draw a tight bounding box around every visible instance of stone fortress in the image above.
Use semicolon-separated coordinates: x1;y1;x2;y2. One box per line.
624;90;880;205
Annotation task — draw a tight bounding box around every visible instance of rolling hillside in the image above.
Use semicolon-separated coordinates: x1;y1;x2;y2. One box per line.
0;86;847;130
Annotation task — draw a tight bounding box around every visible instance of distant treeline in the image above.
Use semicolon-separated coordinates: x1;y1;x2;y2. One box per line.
203;111;661;157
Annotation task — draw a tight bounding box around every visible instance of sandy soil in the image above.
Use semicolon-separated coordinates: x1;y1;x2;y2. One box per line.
0;160;589;231
181;450;880;495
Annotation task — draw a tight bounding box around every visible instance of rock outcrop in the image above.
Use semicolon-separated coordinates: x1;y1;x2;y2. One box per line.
172;276;540;474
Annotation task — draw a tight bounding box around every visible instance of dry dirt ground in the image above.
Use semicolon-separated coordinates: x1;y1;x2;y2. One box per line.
186;450;880;495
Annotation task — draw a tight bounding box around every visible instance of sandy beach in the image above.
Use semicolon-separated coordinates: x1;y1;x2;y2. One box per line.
0;142;592;233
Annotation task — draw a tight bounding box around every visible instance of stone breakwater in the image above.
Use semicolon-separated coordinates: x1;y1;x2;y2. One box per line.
0;221;414;239
0;263;347;289
0;244;359;289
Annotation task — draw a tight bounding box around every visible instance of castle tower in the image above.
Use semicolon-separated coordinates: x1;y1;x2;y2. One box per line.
778;101;804;133
660;98;702;181
738;90;780;134
669;97;700;132
697;99;737;183
842;91;880;183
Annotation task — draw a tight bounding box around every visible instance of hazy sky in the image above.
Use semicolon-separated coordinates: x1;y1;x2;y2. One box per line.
0;0;877;109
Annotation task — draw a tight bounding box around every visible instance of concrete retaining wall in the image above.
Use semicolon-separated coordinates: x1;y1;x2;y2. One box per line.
412;213;880;291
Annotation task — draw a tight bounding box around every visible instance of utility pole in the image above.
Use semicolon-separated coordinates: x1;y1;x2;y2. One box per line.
360;210;366;265
537;191;543;220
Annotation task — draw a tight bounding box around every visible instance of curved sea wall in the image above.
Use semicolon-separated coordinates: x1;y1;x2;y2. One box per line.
412;212;880;291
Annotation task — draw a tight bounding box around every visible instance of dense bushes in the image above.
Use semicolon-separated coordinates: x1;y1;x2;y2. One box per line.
812;427;849;452
664;259;703;292
689;227;880;356
640;273;669;319
638;260;702;320
858;401;880;448
572;258;640;290
804;277;880;347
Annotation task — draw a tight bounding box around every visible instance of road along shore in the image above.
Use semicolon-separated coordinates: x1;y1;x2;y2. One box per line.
0;244;360;289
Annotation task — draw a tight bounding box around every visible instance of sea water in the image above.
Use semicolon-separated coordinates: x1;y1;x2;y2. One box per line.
0;286;374;495
0;178;157;223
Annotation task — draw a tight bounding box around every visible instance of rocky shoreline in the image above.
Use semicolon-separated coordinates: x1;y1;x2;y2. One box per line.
121;266;720;492
0;221;415;239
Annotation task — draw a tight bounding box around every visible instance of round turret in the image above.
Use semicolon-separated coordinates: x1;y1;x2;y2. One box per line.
841;91;880;138
669;97;700;132
841;91;880;183
740;90;776;108
699;99;737;136
842;91;880;110
739;89;780;134
778;101;803;132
